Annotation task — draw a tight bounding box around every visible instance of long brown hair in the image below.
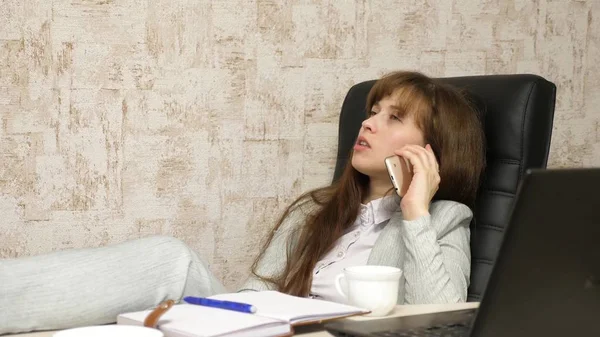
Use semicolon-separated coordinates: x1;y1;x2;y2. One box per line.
250;71;486;297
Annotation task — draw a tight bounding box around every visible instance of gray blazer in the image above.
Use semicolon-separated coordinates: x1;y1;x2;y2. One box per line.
239;199;472;304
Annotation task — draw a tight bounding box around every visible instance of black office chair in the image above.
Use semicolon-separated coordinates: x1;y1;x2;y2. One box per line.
332;74;556;301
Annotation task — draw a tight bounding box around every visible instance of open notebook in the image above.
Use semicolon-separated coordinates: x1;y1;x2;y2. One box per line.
117;291;370;337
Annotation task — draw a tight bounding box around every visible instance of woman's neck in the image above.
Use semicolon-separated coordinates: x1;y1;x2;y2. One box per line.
363;176;394;204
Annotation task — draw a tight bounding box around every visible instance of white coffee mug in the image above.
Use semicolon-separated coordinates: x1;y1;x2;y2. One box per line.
335;265;402;317
54;325;163;337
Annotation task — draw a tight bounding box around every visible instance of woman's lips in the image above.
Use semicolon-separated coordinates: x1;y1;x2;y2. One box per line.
354;136;370;151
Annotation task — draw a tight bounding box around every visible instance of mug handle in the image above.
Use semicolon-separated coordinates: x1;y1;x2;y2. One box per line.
334;273;348;299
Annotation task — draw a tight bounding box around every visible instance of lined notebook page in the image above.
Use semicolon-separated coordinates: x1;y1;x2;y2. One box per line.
117;304;290;337
210;291;369;325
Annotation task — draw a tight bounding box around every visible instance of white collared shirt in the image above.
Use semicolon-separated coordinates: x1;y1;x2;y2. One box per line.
309;194;399;303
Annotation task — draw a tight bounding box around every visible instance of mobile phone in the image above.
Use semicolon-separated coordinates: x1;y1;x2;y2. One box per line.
384;155;412;197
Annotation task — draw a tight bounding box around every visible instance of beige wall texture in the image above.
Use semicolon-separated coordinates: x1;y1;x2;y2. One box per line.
0;0;598;289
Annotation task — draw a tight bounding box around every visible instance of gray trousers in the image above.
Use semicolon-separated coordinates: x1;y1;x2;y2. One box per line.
0;236;227;334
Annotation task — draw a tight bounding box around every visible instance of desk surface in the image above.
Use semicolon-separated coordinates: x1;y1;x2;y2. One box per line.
12;302;480;337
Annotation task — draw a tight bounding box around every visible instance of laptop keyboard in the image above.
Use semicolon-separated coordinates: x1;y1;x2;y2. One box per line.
371;322;470;337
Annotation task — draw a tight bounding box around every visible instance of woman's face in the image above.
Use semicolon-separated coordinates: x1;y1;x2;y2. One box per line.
351;92;426;180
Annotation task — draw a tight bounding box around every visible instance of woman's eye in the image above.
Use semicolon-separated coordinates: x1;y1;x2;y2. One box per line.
369;110;378;116
391;115;401;121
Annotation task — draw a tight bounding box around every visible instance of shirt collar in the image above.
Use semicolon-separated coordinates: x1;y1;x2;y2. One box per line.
358;194;400;228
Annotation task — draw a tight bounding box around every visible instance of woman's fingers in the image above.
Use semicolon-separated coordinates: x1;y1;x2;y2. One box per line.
395;146;424;173
425;144;440;172
395;145;438;173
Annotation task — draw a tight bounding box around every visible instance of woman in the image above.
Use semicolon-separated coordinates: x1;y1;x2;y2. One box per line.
0;71;485;334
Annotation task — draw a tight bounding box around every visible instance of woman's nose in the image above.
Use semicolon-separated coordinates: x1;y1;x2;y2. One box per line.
362;116;376;132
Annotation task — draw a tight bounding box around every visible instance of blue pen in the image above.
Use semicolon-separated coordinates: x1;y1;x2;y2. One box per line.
183;296;257;314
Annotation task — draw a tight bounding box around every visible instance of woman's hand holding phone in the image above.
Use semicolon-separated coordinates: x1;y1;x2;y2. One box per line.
391;144;440;221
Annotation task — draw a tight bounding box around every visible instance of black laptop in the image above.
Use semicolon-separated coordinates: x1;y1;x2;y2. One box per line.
324;168;600;337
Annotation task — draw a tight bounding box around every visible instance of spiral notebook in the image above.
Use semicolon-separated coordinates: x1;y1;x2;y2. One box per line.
117;291;369;337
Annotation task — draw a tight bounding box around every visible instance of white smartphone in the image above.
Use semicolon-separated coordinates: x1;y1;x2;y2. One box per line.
384;155;413;197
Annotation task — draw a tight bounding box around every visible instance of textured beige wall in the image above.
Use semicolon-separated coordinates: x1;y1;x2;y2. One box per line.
0;0;598;289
